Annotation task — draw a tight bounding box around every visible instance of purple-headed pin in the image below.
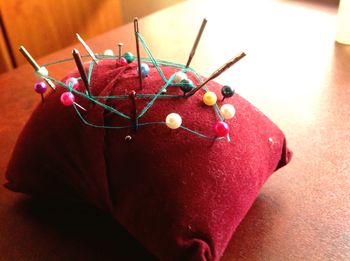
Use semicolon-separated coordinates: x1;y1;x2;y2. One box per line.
34;81;47;103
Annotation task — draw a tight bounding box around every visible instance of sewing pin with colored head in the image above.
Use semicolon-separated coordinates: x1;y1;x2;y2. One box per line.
34;81;47;103
221;85;235;101
60;92;86;111
19;46;56;90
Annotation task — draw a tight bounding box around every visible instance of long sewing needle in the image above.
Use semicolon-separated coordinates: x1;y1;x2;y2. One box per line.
72;48;91;96
186;52;246;97
134;18;142;89
76;33;98;64
19;45;56;90
185;18;207;68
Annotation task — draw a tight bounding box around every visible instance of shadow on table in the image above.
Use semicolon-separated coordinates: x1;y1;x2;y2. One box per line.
222;192;283;260
8;189;284;260
13;197;155;260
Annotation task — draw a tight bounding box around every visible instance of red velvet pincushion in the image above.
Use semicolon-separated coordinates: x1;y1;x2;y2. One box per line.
5;59;291;260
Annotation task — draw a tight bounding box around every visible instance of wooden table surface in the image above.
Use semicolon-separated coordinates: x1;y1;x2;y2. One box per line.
1;0;349;260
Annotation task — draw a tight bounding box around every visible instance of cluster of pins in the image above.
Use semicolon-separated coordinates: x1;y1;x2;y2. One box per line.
22;42;88;111
165;84;236;137
120;17;244;137
20;17;245;139
165;18;244;138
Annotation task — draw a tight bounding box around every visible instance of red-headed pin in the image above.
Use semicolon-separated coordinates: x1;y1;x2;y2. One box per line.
60;92;86;111
214;121;229;137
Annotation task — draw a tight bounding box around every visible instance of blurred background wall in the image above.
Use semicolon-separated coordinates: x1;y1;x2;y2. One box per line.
0;0;185;73
120;0;184;23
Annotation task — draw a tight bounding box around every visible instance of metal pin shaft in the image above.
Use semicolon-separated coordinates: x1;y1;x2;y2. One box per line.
129;90;138;130
72;48;91;96
19;45;40;70
134;18;142;89
186;52;246;97
74;102;87;111
19;45;56;90
76;33;98;64
185;18;207;68
118;43;123;63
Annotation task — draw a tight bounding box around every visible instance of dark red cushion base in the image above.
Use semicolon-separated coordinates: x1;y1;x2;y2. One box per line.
5;60;291;260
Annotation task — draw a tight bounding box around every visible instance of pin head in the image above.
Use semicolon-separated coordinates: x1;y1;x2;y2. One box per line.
173;71;188;84
125;135;133;143
214;121;229;137
60;92;75;106
123;52;135;63
203;91;217;106
166;113;182;129
180;78;194;94
65;77;79;90
129;90;136;98
221;85;235;99
119;57;128;66
157;88;167;95
34;82;47;94
140;63;150;77
104;49;114;56
220;104;236;120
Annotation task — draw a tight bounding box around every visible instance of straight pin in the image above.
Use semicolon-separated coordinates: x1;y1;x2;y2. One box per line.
73;102;87;111
34;81;47;103
118;42;123;62
186;52;246;97
60;91;87;111
134;18;142;89
19;46;40;70
76;33;98;64
19;45;56;90
185;18;207;68
72;48;91;96
129;90;138;130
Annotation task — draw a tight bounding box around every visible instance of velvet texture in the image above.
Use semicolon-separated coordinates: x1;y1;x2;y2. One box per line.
5;60;291;260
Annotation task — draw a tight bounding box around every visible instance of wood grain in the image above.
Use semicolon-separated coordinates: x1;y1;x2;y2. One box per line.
0;9;13;73
120;0;185;23
1;0;122;66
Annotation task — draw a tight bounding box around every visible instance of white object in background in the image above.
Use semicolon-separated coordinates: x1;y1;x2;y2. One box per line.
104;49;114;56
336;0;350;44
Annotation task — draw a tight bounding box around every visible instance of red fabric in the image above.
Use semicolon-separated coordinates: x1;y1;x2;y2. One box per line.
5;60;291;260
